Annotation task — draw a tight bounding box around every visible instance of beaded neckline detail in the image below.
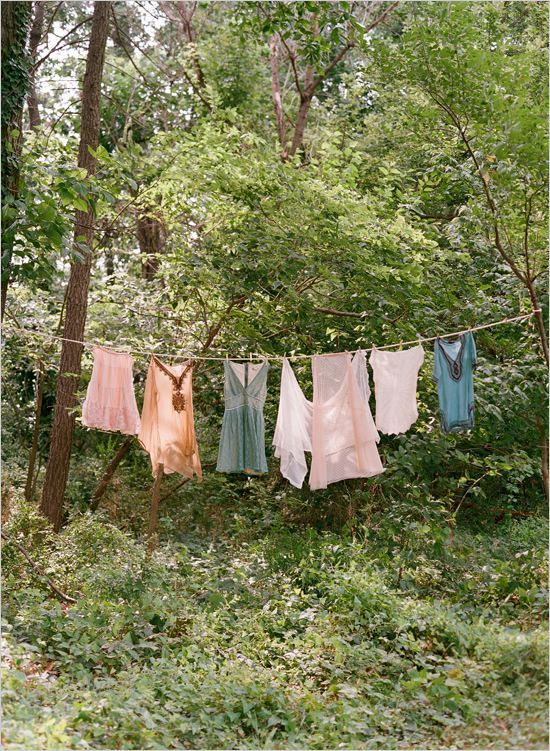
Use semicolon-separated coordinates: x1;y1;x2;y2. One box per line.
437;336;466;382
153;356;192;412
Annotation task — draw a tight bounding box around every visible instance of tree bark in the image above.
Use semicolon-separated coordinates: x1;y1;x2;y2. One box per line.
136;207;165;280
1;1;32;321
288;93;313;158
40;1;111;531
27;0;44;128
442;112;549;368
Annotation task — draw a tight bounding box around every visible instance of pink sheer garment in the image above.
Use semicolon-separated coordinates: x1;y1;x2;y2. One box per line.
309;351;384;490
82;346;141;435
138;357;202;479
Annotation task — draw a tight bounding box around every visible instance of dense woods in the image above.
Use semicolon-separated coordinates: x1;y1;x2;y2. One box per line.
2;2;548;748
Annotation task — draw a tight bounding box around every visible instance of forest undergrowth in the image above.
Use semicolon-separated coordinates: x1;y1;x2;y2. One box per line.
2;468;548;750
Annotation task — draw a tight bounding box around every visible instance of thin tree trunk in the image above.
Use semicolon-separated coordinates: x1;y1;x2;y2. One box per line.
24;359;45;501
177;1;205;88
136;208;165;280
40;1;111;531
269;36;287;156
25;293;67;502
1;1;32;321
27;0;44;128
288;93;313;158
541;434;549;502
449;116;550;367
525;279;549;366
536;416;549;501
147;465;163;554
30;454;42;499
89;435;134;511
431;103;549;497
271;3;398;159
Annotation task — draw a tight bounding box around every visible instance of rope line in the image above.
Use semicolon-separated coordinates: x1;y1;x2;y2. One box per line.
2;311;539;362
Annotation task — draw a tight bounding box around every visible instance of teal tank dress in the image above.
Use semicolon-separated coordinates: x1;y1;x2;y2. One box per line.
216;360;269;475
433;332;476;432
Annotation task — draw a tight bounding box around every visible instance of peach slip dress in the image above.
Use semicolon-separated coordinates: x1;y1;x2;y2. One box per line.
82;346;141;435
369;345;425;435
138;356;202;479
309;351;384;490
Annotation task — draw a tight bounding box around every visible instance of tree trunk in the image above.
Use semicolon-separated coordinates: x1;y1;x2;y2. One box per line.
288;93;313;158
24;359;45;501
524;278;549;366
27;1;44;128
136;208;165;280
1;1;32;321
541;433;549;502
269;36;287;156
176;1;205;88
40;1;111;531
269;3;397;160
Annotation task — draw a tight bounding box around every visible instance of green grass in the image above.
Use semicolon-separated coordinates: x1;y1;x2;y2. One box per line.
2;493;548;750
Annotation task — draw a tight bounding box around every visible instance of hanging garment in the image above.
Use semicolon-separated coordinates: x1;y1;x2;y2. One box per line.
309;351;384;490
138;356;202;478
82;346;141;435
273;358;313;489
433;332;476;432
216;359;269;475
369;345;425;435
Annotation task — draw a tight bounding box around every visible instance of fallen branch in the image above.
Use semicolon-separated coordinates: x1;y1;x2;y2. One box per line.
456;501;536;519
160;476;190;502
1;529;77;604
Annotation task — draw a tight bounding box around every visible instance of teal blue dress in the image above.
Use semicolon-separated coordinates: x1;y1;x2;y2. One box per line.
216;360;269;475
433;333;476;432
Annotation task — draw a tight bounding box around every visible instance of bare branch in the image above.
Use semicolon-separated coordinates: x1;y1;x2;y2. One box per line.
310;0;400;91
34;16;92;69
278;34;302;95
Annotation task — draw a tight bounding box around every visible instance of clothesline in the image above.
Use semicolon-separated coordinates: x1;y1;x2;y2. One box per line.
3;310;539;361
